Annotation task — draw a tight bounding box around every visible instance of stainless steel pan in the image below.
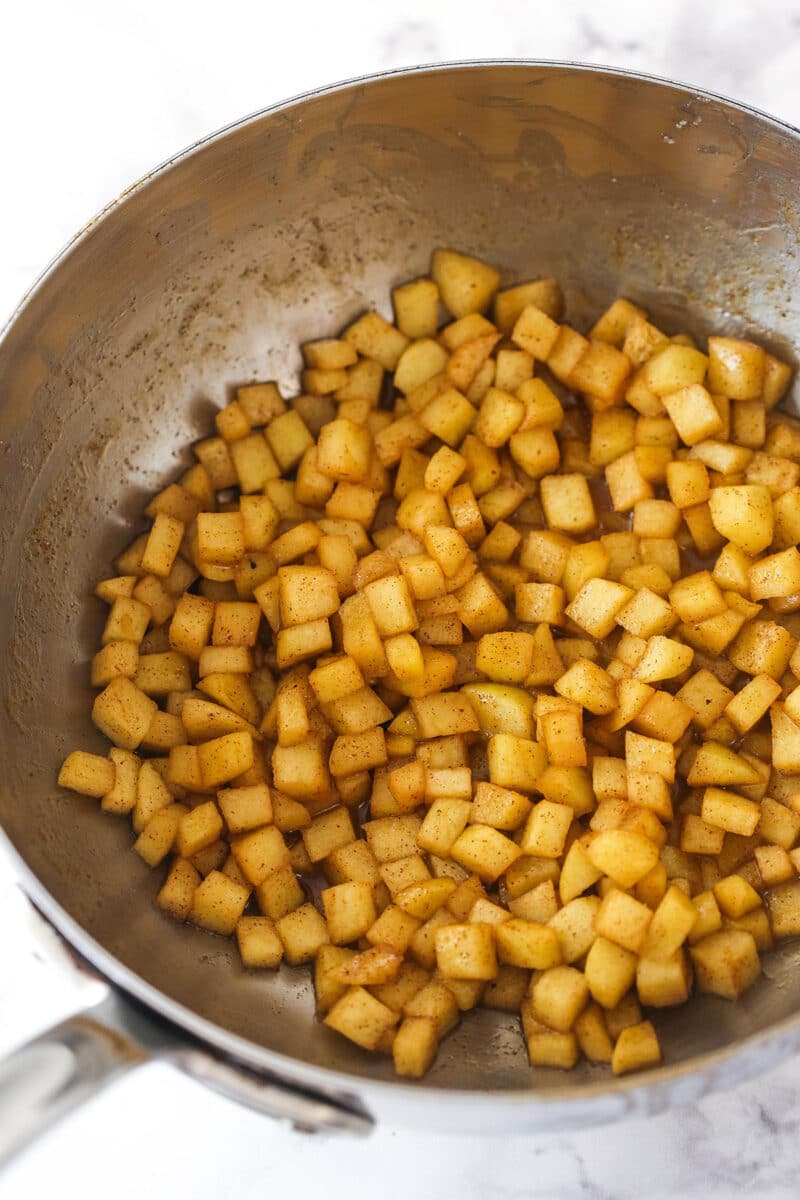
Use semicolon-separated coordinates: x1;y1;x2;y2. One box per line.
3;60;800;1158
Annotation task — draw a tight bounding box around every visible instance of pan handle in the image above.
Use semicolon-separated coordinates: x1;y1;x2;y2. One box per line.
0;1008;146;1166
0;989;371;1166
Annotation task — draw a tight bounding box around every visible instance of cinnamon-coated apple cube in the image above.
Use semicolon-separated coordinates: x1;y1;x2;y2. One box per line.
197;731;254;789
586;829;659;888
228;823;288;886
642;344;708;396
236;916;284;969
690;929;760;998
193;437;237;489
230;434;281;494
633;636;694;683
211;602;260;648
431;249;500;319
519;800;574;858
701;787;761;837
156;858;201;922
547;326;589;384
489;729;551;796
392;277;439;339
555;658;617;715
315;417;373;483
416;798;473;857
473;631;534;685
215;783;273;836
493;278;562;333
510;304;560;360
434;923;497;981
189;869;249;935
522;1011;579;1070
570;339;631;404
276;903;330;965
532;965;590;1032
298;806;354;863
729;619;796;678
666;458;710;508
58;751;116;798
176;800;223;858
540;473;597;534
141;514;184;579
449;824;522;882
392;1016;439;1078
275;619;332;670
278;566;340;628
321;881;377;945
707;485;773;555
549;896;601;962
573;1003;613;1064
169;593;215;660
196;512;245;567
707;336;765;399
470;782;530;831
605;450;655;511
566;578;633;639
774;488;800;549
472;386;524;447
495;918;562;970
584;936;637;1008
92;677;158;750
685;742;760;788
403;979;459;1035
638;945;695;1003
101;748;140;814
590;408;636;468
424;445;466;495
611;1021;662;1075
591;297;645;346
757;797;800;850
749;547;800;600
102;596;151;646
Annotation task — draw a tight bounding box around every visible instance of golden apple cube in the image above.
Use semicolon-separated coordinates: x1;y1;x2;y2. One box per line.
708;336;765;399
584;936;638;1008
586;829;659;888
434;923;497;980
708;485;773;555
189;869;249;935
58;751;116;798
611;1020;662;1075
532;965;589;1032
273;902;329;965
640;884;698;961
494;918;563;970
392;1016;439;1078
236;916;284;968
596;888;653;953
690;929;761;998
540;473;597;534
92;677;158;751
431;249;500;318
449;824;522;882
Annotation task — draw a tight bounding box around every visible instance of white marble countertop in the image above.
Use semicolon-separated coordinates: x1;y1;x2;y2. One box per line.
4;1;800;1196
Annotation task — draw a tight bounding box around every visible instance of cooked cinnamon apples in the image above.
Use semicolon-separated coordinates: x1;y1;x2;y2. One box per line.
60;248;800;1079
